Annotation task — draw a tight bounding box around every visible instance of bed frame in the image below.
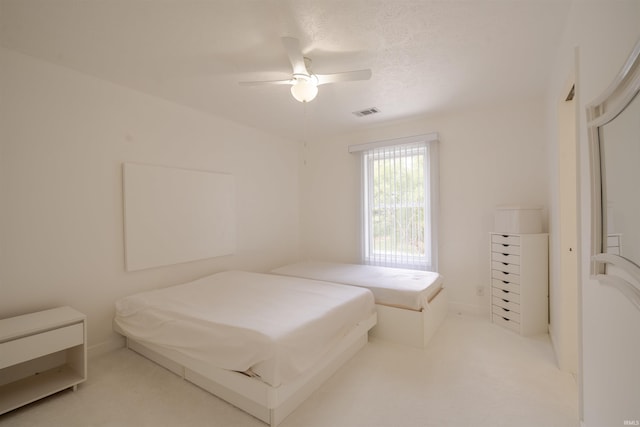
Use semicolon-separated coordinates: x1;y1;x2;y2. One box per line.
116;312;376;427
369;287;448;348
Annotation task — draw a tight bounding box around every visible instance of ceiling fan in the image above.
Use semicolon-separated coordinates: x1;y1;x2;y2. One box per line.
239;37;372;103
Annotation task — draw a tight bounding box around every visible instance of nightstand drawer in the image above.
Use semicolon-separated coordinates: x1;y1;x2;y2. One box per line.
0;323;83;370
491;252;521;265
492;305;521;323
492;296;520;312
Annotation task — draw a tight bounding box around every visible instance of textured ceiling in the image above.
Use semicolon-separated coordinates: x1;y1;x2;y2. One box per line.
0;0;572;140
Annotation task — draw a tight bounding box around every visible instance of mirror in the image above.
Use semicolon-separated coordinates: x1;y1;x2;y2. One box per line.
600;92;640;265
587;38;640;309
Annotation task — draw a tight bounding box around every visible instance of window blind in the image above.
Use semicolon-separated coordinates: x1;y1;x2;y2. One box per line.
360;136;438;271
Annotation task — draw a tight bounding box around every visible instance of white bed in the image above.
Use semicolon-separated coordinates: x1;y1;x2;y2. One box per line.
113;270;376;426
270;261;448;348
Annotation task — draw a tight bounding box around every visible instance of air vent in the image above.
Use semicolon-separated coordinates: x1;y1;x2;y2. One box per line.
352;107;380;117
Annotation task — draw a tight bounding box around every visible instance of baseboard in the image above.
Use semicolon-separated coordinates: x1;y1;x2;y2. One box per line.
88;335;125;360
448;301;489;317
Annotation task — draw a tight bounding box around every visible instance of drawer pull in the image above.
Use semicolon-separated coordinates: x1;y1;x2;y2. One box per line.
502;298;509;303
502;281;509;284
502;253;508;256
502;308;510;312
502;262;508;265
502;316;509;321
502;235;508;238
502;289;510;293
502;244;509;247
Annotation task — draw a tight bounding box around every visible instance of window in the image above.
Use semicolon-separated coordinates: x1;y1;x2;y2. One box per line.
351;134;438;271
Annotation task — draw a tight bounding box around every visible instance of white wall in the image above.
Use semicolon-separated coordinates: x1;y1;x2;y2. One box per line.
0;47;300;354
545;1;640;424
301;99;549;314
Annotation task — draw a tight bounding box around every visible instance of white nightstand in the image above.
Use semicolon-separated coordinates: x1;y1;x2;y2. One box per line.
0;306;87;414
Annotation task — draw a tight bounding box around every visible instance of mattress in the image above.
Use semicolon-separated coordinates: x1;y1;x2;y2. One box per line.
270;261;443;311
114;270;375;387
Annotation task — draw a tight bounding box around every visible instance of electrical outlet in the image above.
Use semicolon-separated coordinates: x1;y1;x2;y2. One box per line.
476;286;485;297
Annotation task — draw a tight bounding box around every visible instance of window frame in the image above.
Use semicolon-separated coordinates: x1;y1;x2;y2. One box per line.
351;134;439;271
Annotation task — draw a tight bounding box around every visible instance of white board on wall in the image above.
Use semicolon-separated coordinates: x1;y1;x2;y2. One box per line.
123;163;236;272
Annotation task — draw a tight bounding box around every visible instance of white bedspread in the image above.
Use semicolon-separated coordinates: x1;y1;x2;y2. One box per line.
271;261;443;311
114;271;374;387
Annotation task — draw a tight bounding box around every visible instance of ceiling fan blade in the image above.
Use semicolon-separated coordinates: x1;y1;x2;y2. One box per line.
281;37;309;76
316;69;372;85
238;78;294;86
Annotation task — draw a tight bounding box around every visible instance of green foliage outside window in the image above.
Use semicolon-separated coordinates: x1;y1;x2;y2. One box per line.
370;150;426;258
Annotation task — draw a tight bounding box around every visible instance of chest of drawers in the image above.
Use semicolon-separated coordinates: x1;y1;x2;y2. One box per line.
490;233;548;335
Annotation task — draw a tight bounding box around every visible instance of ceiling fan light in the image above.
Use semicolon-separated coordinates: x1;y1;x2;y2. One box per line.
290;79;318;102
